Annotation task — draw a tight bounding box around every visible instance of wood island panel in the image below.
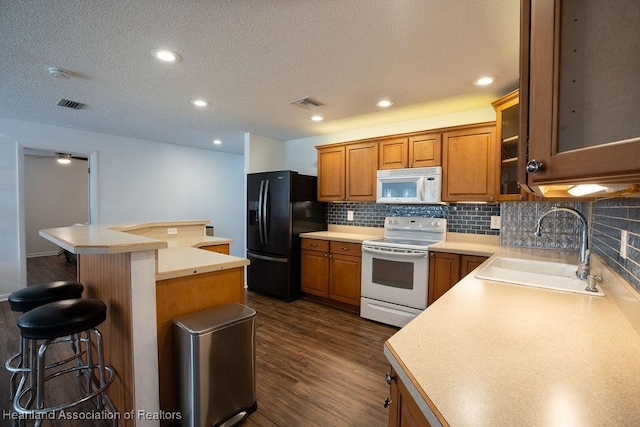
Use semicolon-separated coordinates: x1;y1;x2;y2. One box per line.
155;267;246;413
78;253;135;427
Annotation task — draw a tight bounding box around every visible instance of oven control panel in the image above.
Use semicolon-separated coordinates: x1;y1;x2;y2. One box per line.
384;217;446;232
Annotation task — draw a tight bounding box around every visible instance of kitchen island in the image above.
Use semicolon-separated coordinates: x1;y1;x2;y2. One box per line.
385;246;640;426
39;220;249;427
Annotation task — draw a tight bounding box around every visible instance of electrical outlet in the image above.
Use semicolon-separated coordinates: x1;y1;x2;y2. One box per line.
490;216;501;230
347;210;354;221
167;228;178;235
620;230;628;259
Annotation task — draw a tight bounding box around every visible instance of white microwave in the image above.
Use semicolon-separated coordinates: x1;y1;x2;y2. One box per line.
376;166;443;204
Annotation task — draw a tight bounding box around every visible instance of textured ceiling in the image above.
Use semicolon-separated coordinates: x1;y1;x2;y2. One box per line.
0;0;520;155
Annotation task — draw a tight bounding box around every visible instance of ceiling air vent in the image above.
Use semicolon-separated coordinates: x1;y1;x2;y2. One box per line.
291;97;324;110
57;99;85;110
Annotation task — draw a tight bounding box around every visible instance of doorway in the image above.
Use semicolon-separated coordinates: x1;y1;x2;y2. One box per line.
21;148;93;285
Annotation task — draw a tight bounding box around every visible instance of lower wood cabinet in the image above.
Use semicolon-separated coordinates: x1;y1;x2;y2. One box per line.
428;251;488;305
301;238;362;310
387;368;430;427
200;244;230;254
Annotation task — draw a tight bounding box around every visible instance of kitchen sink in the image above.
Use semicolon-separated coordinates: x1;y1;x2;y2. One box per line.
474;257;605;296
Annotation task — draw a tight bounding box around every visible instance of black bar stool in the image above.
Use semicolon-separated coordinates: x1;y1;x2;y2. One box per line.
13;298;116;425
6;281;84;401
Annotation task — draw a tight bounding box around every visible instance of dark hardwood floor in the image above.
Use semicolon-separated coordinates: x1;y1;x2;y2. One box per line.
1;256;398;426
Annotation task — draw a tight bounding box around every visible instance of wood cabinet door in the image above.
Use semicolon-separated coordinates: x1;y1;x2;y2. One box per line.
317;145;346;201
524;0;640;188
379;137;409;170
346;141;378;201
427;252;460;305
329;253;361;306
442;125;497;202
200;244;230;255
388;369;431;427
301;249;329;297
409;133;442;168
460;255;488;278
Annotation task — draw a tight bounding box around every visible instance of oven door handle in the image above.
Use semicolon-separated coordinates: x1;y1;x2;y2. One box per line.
362;247;428;257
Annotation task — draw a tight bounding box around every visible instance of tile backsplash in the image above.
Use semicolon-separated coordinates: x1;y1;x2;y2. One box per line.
327;202;500;235
326;197;640;292
500;201;589;251
590;197;640;291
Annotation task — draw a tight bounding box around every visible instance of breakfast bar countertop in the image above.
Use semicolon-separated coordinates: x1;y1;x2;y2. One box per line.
385;247;640;426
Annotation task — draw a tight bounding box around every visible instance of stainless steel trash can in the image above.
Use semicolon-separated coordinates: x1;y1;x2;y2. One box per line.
174;303;257;427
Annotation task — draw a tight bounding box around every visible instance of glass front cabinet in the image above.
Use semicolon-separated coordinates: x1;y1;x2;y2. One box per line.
492;90;528;201
520;0;640;194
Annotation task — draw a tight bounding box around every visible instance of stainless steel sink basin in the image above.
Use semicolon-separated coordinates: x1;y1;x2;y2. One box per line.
474;257;605;296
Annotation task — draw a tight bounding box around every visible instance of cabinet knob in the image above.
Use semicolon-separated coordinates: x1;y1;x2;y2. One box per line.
430;252;434;257
341;247;350;251
489;195;495;201
310;243;318;247
526;160;544;175
383;397;392;408
385;372;396;384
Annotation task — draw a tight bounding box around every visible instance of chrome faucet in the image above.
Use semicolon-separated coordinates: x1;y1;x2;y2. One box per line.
534;207;590;280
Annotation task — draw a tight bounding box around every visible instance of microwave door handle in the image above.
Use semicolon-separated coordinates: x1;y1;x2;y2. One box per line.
418;177;426;202
362;247;428;258
257;179;265;244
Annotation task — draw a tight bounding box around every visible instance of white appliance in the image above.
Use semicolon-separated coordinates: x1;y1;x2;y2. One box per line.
361;217;446;328
376;166;442;204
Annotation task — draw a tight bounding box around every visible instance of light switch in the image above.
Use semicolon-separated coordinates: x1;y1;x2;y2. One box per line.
167;228;178;235
347;211;354;221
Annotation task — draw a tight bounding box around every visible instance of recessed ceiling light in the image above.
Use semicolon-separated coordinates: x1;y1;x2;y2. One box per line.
151;49;182;63
213;139;222;145
376;99;393;107
191;99;210;107
56;153;71;164
473;76;496;86
310;115;325;122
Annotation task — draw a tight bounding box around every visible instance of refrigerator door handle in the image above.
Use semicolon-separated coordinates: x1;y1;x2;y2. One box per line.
263;179;270;244
257;179;265;244
248;252;288;263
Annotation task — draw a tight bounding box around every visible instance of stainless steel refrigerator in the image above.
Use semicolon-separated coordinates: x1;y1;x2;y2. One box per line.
246;170;326;301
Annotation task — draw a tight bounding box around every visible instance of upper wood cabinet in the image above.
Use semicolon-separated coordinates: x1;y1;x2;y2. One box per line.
378;133;442;170
317;141;377;202
442;124;497;202
317;145;346;201
493;90;528;201
409;133;442;168
521;0;640;191
379;137;409;169
346;141;378;201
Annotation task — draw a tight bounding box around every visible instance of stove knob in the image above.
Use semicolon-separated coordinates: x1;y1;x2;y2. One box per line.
435;221;441;227
430;221;436;226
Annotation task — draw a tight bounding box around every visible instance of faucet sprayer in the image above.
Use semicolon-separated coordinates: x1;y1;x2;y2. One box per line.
534;207;590;280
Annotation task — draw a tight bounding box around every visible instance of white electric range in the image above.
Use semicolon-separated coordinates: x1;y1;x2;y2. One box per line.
360;217;446;327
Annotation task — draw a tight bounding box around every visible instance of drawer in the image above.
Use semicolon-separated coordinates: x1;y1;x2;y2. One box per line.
330;241;362;257
301;238;329;252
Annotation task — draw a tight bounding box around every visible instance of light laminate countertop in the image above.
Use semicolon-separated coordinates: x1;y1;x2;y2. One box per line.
300;225;383;244
39;222;247;281
385;246;640;426
156;247;248;281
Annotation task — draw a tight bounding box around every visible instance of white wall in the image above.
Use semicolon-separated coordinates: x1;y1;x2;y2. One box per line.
285;107;496;175
244;133;286;173
24;156;89;256
0;117;244;297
